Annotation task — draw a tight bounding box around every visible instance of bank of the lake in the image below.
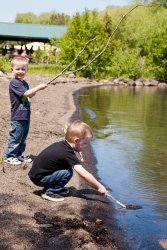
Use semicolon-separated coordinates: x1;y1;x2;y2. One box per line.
0;74;130;250
1;73;167;249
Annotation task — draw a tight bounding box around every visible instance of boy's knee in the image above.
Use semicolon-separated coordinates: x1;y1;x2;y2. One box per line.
64;168;73;179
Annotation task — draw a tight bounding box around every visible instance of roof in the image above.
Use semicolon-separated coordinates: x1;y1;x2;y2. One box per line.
0;22;67;42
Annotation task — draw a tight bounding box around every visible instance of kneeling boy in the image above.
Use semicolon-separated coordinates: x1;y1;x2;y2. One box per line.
28;120;107;202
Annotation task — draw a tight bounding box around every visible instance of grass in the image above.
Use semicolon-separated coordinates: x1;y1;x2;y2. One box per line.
0;56;64;76
28;63;63;75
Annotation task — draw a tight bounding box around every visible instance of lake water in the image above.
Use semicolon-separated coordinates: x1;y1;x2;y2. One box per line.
78;86;167;250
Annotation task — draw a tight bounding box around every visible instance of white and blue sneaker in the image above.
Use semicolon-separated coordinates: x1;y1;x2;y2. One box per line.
4;157;22;165
18;156;32;163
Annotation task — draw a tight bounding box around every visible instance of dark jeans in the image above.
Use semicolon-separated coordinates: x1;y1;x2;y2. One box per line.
4;120;30;159
31;168;73;194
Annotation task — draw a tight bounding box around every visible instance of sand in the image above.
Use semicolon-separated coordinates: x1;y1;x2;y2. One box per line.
0;74;127;250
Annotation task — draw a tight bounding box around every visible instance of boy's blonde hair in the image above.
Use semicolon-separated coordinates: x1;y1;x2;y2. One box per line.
11;55;29;68
65;120;93;142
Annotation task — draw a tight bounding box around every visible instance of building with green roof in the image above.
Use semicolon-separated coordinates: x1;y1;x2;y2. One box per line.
0;22;67;42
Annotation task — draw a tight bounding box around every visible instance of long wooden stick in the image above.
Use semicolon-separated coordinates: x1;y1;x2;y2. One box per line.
46;37;97;85
106;193;126;208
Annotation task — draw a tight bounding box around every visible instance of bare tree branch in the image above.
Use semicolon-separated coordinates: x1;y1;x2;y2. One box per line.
46;38;97;85
46;4;158;85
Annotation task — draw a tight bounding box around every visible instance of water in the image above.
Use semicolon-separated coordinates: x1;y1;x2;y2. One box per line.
79;86;167;250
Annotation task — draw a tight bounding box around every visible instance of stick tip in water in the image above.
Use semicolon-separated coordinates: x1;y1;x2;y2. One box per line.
126;204;142;210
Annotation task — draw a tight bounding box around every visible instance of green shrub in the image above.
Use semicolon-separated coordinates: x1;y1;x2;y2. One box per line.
0;56;10;73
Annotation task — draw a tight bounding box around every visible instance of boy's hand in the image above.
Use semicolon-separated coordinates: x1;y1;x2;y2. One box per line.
38;83;47;90
98;185;107;195
24;83;48;98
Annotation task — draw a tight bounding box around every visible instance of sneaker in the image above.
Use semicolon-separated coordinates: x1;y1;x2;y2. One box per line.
4;157;22;165
41;193;64;202
4;157;12;164
23;157;32;163
18;156;32;163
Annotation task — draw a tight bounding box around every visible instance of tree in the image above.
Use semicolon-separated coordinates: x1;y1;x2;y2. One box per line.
50;13;71;25
15;11;71;25
38;12;52;24
132;0;167;7
146;27;167;79
15;12;37;23
56;10;114;78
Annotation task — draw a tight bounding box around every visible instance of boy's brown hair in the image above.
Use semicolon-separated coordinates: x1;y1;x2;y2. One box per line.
11;55;29;67
65;120;93;142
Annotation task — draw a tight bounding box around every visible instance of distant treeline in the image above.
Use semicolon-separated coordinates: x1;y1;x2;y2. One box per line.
15;12;71;25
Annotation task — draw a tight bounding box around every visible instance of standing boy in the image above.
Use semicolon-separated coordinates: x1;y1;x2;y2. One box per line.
4;55;47;165
28;120;107;202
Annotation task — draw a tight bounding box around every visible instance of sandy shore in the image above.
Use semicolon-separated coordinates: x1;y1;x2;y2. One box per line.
0;74;127;250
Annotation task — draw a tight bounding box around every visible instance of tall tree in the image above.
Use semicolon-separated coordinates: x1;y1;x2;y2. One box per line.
15;12;37;23
132;0;167;6
56;10;114;78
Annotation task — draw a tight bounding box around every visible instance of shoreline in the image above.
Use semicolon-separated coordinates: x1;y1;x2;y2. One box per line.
0;74;127;250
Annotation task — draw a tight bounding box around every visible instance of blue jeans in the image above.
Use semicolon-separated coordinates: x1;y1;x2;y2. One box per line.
32;168;73;194
4;120;30;159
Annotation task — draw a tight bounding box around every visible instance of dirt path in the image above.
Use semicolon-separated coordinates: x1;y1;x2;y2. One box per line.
0;74;127;250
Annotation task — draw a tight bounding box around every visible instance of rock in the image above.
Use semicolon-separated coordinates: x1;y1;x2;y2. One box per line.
142;79;159;86
109;77;117;82
158;82;167;88
95;218;103;225
143;79;151;86
0;71;5;77
113;78;119;85
119;80;125;86
99;79;110;84
127;79;135;86
150;79;159;86
68;73;76;78
135;79;143;86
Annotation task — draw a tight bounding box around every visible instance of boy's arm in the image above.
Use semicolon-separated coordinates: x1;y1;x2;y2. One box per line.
23;83;47;98
73;164;107;195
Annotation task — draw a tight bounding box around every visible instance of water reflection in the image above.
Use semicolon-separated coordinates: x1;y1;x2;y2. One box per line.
79;86;167;249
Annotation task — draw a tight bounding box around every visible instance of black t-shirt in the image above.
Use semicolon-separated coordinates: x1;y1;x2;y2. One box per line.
10;78;30;121
28;140;80;181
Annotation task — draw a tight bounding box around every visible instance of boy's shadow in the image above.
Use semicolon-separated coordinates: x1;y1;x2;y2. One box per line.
33;186;109;203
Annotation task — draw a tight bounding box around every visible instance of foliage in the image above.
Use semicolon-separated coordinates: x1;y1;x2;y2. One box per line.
0;56;10;73
15;12;37;23
50;13;71;25
15;12;71;25
132;0;167;7
146;27;167;79
0;56;62;76
54;10;114;78
30;49;45;64
119;6;167;79
28;64;62;75
52;5;167;79
109;48;142;79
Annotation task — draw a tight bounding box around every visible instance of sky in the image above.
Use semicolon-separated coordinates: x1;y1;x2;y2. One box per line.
0;0;130;23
